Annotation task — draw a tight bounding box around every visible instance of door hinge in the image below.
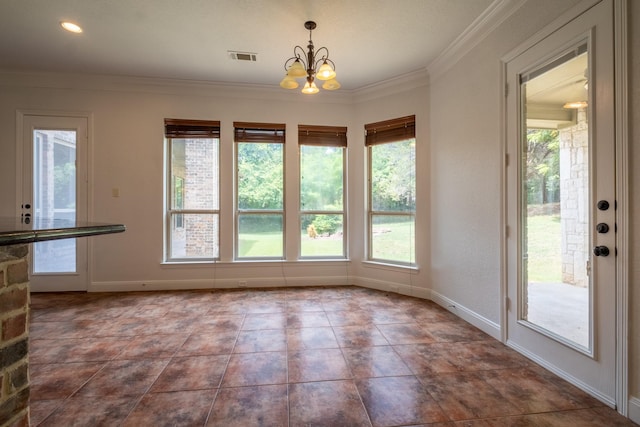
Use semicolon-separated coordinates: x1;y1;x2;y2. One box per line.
586;260;591;277
505;225;510;238
505;297;511;311
505;83;509;97
505;153;509;167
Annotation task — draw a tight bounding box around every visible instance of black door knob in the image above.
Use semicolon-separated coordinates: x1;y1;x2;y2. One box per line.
593;246;610;257
597;200;609;211
596;223;609;233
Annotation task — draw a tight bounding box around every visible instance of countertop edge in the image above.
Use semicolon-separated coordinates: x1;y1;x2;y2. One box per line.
0;224;126;247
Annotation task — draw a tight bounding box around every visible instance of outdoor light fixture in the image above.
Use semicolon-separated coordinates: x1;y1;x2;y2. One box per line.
563;101;588;109
280;21;340;94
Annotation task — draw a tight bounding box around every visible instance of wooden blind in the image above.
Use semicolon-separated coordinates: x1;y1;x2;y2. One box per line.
364;115;415;146
298;125;347;147
234;122;286;143
164;118;220;138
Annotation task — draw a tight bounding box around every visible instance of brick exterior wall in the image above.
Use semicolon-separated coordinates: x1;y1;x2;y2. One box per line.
173;139;219;258
0;245;30;427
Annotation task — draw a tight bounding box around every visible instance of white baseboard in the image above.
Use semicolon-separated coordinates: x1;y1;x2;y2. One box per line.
429;290;502;340
629;396;640;424
90;275;351;292
506;340;616;408
354;276;431;300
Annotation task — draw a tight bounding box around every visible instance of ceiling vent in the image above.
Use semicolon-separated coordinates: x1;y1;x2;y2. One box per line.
228;51;258;62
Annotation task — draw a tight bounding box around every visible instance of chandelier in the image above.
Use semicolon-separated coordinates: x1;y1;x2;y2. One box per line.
279;21;340;94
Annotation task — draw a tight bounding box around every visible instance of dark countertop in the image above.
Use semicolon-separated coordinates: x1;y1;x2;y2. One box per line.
0;217;126;246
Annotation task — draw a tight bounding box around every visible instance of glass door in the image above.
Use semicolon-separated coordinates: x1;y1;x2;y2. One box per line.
505;0;616;405
21;114;89;291
520;43;590;350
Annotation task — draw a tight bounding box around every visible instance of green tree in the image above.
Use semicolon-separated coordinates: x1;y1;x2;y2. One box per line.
54;162;76;208
300;145;343;210
371;139;416;212
237;143;283;209
526;129;560;204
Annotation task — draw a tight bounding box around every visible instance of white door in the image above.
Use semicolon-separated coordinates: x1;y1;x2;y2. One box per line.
20;114;89;292
505;1;616;405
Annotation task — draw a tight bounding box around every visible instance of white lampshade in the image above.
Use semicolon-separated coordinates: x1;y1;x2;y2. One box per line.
302;81;319;94
280;75;299;89
322;78;341;90
316;61;336;80
287;59;307;78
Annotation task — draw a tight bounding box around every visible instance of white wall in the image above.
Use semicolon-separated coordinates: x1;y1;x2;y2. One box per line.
351;82;430;299
1;0;637;420
429;0;639;419
0;72;429;292
429;0;582;337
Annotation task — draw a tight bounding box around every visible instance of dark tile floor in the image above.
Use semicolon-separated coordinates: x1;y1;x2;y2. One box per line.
28;286;637;426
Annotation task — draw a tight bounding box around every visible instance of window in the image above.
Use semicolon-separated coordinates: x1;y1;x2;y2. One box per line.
165;118;220;261
235;122;286;259
299;125;347;258
366;115;416;265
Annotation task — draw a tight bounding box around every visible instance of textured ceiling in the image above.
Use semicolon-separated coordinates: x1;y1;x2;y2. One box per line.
0;0;494;90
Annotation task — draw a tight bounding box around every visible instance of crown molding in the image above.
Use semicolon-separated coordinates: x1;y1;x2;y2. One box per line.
0;67;431;105
0;69;356;104
352;68;429;103
427;0;527;82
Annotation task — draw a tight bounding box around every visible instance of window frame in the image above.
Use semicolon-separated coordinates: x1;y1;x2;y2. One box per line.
365;115;416;266
164;118;221;262
234;122;286;260
298;124;348;260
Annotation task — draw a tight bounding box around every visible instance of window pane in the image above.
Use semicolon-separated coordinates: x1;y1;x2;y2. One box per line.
238;143;283;210
520;45;590;349
33;129;77;273
238;214;283;258
300;145;343;211
170;213;219;259
371;139;416;212
301;214;344;257
171;138;219;210
371;215;415;264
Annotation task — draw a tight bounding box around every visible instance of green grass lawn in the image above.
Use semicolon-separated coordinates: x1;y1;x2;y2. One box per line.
371;220;415;263
526;214;562;283
238;231;283;258
238;216;559;277
238;220;414;261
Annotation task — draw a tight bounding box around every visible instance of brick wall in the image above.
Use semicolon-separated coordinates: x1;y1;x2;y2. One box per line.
0;245;30;427
184;139;218;257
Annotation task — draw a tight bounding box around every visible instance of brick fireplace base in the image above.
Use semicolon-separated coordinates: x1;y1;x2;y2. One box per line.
0;245;30;427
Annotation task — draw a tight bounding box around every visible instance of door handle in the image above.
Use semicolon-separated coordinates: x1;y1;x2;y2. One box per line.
593;246;610;257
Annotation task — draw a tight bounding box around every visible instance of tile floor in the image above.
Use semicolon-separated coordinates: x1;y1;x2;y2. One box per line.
28;286;637;426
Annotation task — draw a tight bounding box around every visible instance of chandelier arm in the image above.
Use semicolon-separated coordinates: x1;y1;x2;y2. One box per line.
314;47;330;62
313;48;336;72
283;46;309;72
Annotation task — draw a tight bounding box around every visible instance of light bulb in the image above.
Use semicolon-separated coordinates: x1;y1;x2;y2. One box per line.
287;59;307;78
322;78;341;90
302;81;319;94
280;75;299;89
316;61;336;81
60;21;83;33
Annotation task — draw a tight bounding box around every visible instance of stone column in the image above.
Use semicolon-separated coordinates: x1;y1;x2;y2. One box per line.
0;245;30;427
560;108;589;287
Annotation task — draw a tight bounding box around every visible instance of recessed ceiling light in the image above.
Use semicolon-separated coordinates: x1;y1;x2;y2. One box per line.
60;21;83;34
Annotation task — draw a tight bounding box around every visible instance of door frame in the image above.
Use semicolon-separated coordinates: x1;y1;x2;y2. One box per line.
499;0;629;416
15;109;94;291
